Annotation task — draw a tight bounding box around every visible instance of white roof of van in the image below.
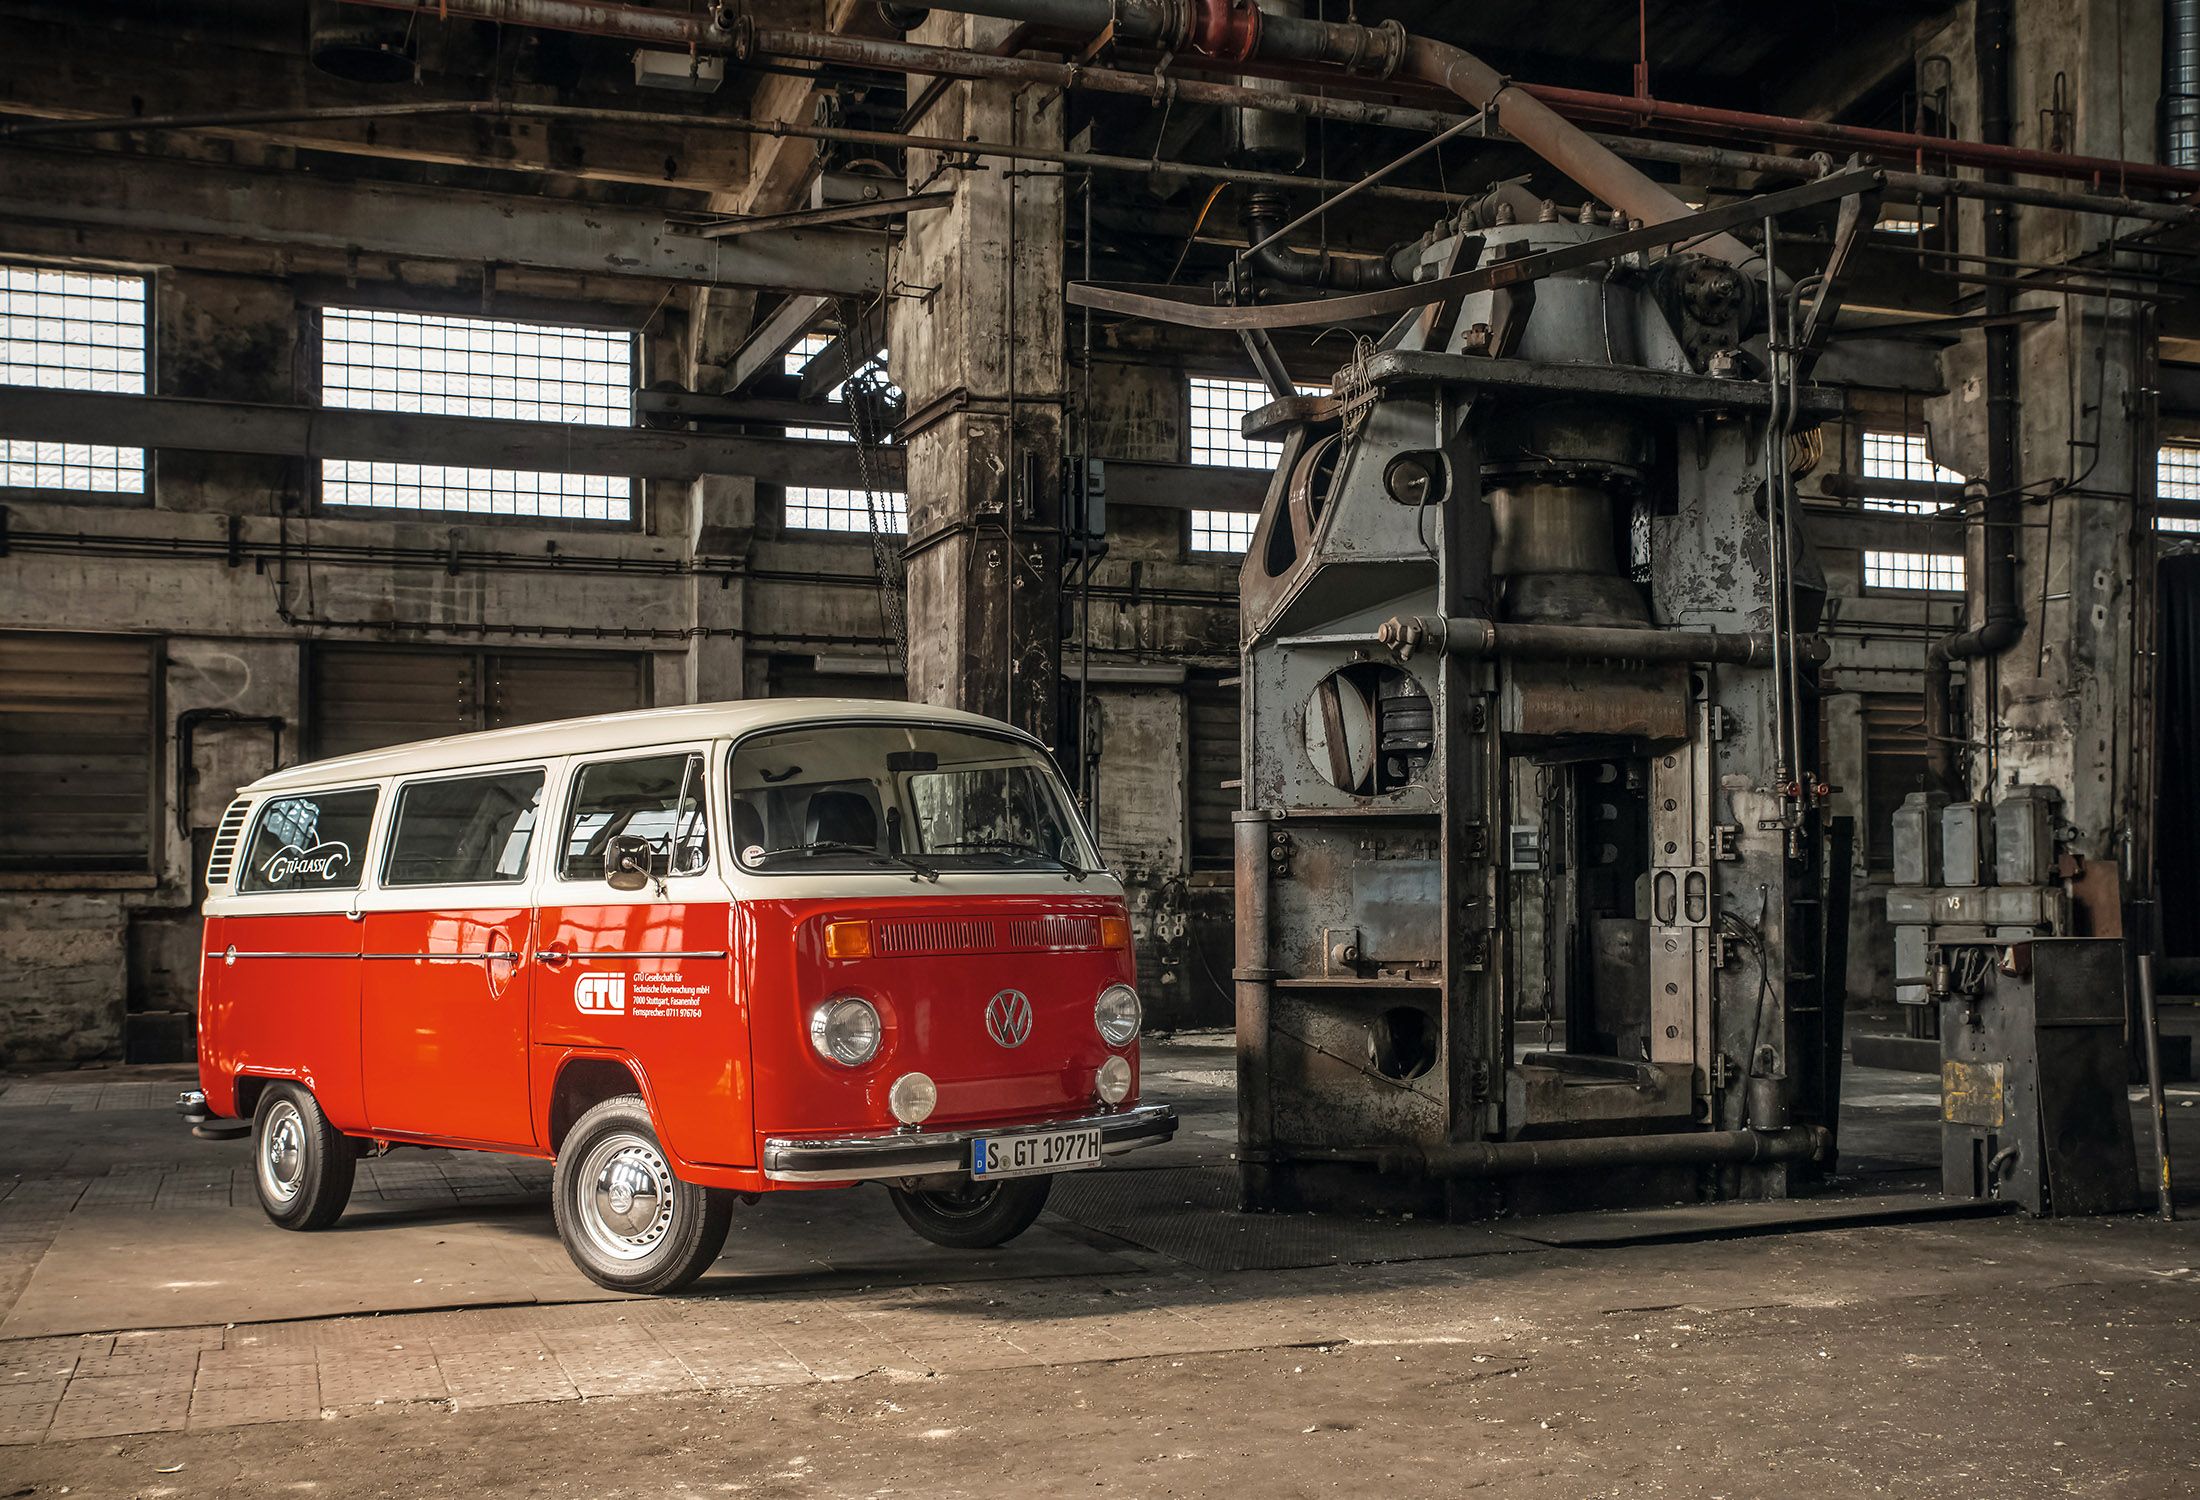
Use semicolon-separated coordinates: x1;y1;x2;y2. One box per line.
243;699;1030;794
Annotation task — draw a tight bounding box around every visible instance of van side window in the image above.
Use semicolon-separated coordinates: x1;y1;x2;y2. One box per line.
384;769;546;888
561;752;708;881
238;788;378;894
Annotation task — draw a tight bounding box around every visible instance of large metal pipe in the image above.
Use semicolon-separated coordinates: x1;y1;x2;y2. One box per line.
915;0;1760;265
1378;1125;1832;1179
1925;2;2027;797
1375;614;1829;669
342;0;2200;198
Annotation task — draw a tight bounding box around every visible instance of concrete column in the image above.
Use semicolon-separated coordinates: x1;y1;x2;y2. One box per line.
890;14;1065;739
1925;0;2160;862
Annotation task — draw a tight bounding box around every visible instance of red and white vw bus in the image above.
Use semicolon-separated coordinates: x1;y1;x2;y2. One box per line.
186;701;1173;1292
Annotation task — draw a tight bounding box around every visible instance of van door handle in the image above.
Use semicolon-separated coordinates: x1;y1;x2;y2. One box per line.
535;944;571;968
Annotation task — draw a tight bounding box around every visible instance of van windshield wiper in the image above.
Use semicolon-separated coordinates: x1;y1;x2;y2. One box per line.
755;840;938;882
927;837;1091;880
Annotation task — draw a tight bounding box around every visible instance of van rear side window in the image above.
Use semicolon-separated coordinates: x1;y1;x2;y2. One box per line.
384;769;545;887
238;788;379;894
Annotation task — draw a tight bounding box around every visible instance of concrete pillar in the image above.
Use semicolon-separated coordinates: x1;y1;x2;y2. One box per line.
1925;0;2160;862
890;14;1065;739
684;474;752;704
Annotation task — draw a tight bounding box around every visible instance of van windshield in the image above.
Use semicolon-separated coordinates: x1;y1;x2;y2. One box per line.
727;722;1096;875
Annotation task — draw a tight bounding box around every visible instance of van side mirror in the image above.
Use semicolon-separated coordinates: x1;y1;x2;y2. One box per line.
604;834;654;892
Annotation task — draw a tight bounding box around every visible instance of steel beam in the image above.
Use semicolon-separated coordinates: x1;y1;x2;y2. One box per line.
0;147;887;297
727;296;833;394
0;389;900;488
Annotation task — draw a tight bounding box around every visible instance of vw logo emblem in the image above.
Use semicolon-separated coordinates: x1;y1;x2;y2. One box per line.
985;989;1034;1049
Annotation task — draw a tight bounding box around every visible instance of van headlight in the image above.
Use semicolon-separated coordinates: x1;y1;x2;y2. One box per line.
1094;984;1141;1046
810;996;882;1067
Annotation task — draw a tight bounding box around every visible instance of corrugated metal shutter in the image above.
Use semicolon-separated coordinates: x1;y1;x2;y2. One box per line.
310;647;477;759
490;652;650;729
1186;671;1238;871
310;645;648;759
1862;691;1929;870
766;654;906;701
0;632;158;872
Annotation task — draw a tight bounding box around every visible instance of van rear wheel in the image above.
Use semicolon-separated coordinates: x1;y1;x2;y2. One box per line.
252;1083;356;1231
553;1094;732;1294
889;1175;1052;1249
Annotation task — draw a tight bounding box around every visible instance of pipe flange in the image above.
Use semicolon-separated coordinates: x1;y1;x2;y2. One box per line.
713;4;754;60
1186;0;1262;61
1354;17;1407;79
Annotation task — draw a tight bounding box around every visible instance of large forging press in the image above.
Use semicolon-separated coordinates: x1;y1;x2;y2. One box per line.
1213;173;1876;1219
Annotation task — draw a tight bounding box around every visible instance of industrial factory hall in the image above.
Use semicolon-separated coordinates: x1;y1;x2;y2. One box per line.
1;0;2197;1494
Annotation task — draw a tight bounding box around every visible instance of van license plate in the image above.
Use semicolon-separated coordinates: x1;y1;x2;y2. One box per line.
971;1126;1103;1180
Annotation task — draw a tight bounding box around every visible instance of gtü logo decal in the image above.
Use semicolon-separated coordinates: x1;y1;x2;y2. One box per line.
261;841;350;883
574;974;627;1015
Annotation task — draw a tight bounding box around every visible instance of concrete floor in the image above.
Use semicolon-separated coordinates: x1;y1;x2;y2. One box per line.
2;1021;2196;1496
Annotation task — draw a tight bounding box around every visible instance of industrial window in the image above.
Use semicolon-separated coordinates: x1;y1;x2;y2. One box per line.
782;332;906;534
307;644;648;759
382;769;545;888
1860;429;1965;594
1190;509;1260;555
1187;376;1326;554
1;263;148;496
317;306;636;522
0;632;159;873
2158;443;2200;534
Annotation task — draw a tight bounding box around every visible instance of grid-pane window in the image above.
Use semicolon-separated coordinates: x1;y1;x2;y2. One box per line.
1;264;147;495
2159;444;2200;533
1191;509;1259;555
318;307;635;521
1861;429;1965;593
1187;375;1324;554
782;332;905;533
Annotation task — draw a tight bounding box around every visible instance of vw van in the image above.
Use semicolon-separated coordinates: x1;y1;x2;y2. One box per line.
185;701;1175;1293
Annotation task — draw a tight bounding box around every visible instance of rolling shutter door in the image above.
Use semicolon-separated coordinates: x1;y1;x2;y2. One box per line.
1186;671;1238;871
0;632;158;872
765;654;906;701
310;645;648;758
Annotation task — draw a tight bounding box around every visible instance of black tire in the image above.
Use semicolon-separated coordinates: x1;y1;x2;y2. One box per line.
251;1082;356;1231
552;1094;732;1294
888;1175;1053;1249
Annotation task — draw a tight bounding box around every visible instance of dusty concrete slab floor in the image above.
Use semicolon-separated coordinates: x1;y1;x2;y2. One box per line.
2;1225;2194;1498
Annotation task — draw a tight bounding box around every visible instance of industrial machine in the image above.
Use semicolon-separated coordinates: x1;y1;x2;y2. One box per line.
1220;180;1864;1219
1888;792;2144;1216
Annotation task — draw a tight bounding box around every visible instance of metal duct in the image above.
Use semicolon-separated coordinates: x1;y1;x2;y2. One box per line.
2172;0;2200;167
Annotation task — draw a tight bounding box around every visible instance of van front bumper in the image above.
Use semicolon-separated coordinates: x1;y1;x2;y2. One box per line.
761;1103;1176;1183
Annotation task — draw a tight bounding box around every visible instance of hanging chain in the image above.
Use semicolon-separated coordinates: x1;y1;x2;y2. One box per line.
834;297;907;671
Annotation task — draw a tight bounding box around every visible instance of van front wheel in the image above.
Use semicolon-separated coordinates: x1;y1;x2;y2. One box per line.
553;1095;732;1294
252;1083;356;1231
888;1175;1052;1249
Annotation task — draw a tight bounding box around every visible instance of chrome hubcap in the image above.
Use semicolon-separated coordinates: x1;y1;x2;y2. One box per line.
259;1102;305;1203
576;1132;675;1261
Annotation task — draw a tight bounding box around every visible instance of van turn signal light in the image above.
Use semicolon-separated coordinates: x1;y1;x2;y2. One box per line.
1099;915;1131;950
823;920;873;960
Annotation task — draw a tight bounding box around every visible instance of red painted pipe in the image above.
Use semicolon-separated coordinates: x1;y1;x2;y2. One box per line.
1520;84;2200;197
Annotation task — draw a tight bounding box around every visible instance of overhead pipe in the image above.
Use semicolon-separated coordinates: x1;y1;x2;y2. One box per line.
910;0;1761;266
1241;189;1416;289
1924;0;2027;797
343;0;2200;196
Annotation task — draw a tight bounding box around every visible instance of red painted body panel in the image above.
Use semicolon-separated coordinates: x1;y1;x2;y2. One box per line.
197;912;366;1129
200;889;1138;1189
361;906;534;1146
739;893;1140;1148
531;900;749;1168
